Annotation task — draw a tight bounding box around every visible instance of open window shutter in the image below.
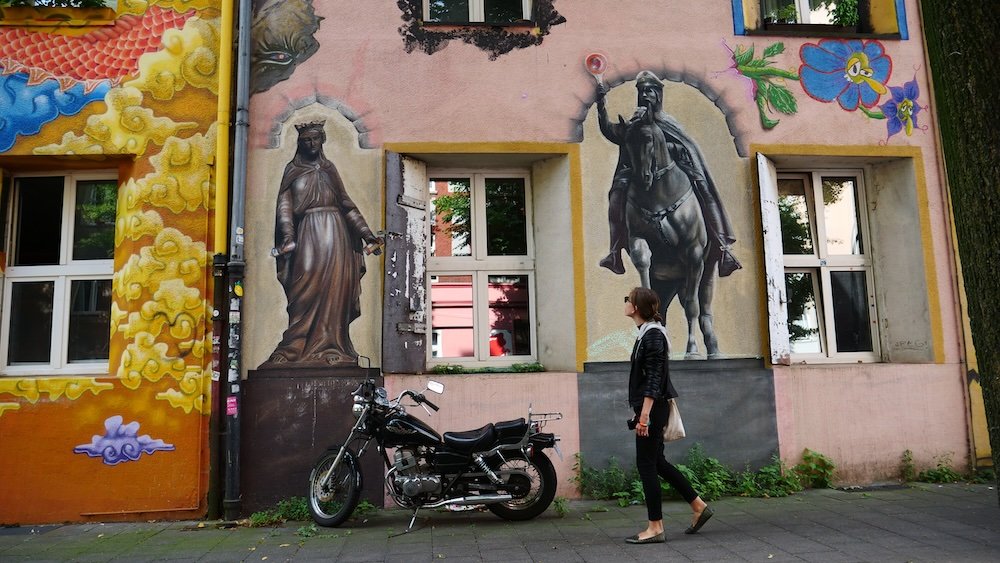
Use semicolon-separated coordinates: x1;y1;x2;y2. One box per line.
382;152;429;374
757;153;791;366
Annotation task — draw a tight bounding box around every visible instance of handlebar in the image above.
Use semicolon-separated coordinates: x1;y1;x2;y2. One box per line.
417;393;440;412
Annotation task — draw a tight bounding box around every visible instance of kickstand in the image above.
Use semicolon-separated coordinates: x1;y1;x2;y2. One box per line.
400;507;425;535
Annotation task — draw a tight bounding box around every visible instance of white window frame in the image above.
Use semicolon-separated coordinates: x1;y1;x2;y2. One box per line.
760;161;880;364
1;171;115;376
423;0;533;24
426;169;537;366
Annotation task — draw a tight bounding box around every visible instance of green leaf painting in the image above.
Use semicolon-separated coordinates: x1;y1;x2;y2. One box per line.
728;41;799;130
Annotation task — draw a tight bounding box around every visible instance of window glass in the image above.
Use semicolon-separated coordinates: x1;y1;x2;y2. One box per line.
430;274;475;358
488;274;531;356
822;177;863;255
778;177;814;255
428;0;469;22
73;180;117;261
830;270;873;352
484;0;523;23
14;177;63;266
430;178;472;257
485;178;527;256
67;279;112;362
785;272;822;354
8;281;54;364
762;0;853;25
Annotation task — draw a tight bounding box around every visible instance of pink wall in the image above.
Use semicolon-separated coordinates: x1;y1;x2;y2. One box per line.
385;372;581;498
773;364;970;484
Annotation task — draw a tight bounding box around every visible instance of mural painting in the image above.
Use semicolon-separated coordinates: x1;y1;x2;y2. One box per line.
727;38;926;143
260;120;382;367
73;415;176;465
250;0;321;93
0;0;223;523
595;70;741;359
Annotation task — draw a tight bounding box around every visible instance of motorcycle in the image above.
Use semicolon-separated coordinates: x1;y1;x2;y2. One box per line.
307;374;562;530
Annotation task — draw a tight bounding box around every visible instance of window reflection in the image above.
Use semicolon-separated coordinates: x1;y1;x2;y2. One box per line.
830;271;873;352
778;177;814;255
428;0;469;22
785;272;822;353
484;0;524;23
485;178;527;256
9;281;54;364
822;177;863;255
430;275;475;358
488;274;531;356
73;180;117;261
68;279;112;362
430;178;472;257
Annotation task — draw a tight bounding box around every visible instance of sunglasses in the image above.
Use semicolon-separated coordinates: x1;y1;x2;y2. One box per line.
624;296;630;303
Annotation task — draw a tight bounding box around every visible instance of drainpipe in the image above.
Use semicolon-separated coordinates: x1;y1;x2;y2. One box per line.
221;0;253;522
208;0;236;521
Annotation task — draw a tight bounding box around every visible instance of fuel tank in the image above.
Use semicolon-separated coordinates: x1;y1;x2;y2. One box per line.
381;412;442;447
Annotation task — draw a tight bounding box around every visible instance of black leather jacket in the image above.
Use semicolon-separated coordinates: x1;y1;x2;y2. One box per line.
628;326;678;409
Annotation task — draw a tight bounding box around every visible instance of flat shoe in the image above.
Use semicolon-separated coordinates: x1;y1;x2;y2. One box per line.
625;532;665;544
684;506;714;534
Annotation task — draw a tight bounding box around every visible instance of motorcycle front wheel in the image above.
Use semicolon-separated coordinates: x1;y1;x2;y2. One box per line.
308;446;362;527
487;451;557;521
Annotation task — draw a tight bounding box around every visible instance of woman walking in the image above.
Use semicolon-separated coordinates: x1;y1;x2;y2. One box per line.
624;287;713;544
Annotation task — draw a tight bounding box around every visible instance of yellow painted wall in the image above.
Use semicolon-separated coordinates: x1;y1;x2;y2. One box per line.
0;1;224;524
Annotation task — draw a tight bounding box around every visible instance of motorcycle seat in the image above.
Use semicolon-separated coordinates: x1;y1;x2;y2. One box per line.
443;423;497;453
495;418;528;444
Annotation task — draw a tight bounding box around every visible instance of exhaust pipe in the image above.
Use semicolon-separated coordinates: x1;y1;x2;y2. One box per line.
425;494;513;508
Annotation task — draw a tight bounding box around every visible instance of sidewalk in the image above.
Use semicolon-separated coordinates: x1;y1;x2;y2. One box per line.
2;483;998;562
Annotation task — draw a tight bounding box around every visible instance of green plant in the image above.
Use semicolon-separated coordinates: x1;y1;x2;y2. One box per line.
571;454;639;501
901;449;916;482
430;362;545;374
613;479;645;507
674;444;734;502
735;456;803;498
917;453;962;483
970;467;996;484
793;449;836;488
247;497;311;527
552;496;568;517
354;500;377;516
295;523;318;538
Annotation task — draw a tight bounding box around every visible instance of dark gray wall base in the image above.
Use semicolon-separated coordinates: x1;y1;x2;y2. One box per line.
241;368;384;515
578;358;779;473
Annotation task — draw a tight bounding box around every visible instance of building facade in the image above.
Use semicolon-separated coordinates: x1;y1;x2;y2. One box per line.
0;0;228;523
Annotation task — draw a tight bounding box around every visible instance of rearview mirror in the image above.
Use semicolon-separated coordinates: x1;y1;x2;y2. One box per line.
427;381;444;395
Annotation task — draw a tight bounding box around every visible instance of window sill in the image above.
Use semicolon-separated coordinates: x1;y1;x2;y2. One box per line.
747;24;900;40
421;20;535;28
0;6;117;27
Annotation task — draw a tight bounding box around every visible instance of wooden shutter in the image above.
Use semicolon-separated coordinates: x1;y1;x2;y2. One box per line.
382;153;430;374
757;153;791;366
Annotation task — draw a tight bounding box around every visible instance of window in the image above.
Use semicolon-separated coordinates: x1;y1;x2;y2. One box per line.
765;167;879;362
761;0;857;26
427;171;535;364
2;172;116;374
424;0;533;24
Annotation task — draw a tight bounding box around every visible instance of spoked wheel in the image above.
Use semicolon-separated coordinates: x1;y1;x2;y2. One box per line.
487;451;557;521
308;447;362;527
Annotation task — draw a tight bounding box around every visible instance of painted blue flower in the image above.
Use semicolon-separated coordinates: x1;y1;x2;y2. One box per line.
879;78;922;138
799;39;892;111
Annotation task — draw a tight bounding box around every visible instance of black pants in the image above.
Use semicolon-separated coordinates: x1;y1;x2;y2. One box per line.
635;399;698;521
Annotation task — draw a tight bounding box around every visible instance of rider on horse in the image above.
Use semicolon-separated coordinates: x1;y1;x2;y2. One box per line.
596;70;740;277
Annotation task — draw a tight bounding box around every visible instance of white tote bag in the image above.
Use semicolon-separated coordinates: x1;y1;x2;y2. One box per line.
664;398;686;442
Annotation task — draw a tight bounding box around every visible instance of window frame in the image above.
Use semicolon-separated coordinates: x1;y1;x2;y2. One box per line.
423;0;534;25
774;168;881;364
1;170;116;376
426;169;537;367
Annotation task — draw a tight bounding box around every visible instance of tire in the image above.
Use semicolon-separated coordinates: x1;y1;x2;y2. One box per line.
487;451;557;521
308;447;362;527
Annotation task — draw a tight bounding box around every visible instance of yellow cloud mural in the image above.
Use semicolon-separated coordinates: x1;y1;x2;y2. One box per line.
114;228;208;301
128;17;221;100
0;378;114;405
34;87;197;156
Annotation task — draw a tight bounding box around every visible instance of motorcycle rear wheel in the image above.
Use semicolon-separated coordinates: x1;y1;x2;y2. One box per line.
308;447;362;527
487;451;557;521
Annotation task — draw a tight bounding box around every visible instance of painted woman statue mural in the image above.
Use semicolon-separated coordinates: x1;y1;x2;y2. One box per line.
264;120;380;366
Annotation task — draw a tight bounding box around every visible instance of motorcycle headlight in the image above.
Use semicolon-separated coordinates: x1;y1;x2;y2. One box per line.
352;402;365;418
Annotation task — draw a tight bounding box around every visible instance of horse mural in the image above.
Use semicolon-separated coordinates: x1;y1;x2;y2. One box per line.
623;108;720;358
596;70;740;359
